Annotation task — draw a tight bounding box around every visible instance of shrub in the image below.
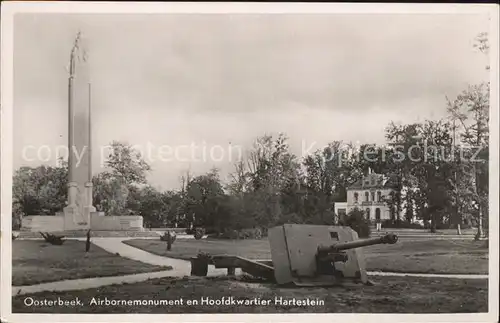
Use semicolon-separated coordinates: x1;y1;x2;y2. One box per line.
237;228;263;240
194;228;206;240
215;227;264;240
223;229;239;239
253;227;263;239
160;231;177;244
382;220;424;229
342;209;371;238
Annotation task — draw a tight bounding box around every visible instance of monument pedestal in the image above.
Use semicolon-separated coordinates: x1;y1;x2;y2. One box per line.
63;205;90;230
62;181;95;230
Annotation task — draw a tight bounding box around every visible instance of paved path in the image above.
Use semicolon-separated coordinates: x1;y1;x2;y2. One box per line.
91;238;190;270
367;271;488;279
90;238;230;276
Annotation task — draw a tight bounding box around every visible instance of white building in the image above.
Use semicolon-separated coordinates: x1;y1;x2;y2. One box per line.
334;169;399;223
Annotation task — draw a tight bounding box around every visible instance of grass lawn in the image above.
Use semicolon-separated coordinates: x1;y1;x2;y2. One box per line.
372;228;478;235
12;275;487;313
365;239;488;274
12;240;171;286
123;238;488;274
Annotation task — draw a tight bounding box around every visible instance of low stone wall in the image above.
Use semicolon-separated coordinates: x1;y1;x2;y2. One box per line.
21;213;144;232
90;213;144;231
16;230;158;239
21;216;64;232
150;227;188;233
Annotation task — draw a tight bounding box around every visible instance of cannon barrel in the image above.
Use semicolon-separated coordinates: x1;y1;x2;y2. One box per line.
318;233;398;253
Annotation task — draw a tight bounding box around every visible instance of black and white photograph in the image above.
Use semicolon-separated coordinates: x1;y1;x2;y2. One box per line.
1;2;498;322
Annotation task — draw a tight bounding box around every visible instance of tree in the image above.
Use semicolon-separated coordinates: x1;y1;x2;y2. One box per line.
384;122;421;223
226;160;248;196
445;32;490;238
447;84;489;237
185;169;225;230
419;120;456;231
12;159;69;221
92;171;131;215
177;169;192;227
136;186;169;227
341;208;371;238
104;141;151;186
96;141;152;215
161;190;184;227
244;133;301;225
302;141;359;224
384;120;457;231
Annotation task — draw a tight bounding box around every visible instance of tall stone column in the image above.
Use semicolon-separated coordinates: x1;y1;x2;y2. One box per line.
63;32;96;230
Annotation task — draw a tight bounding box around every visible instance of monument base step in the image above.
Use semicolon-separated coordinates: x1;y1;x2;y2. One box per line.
16;230;161;239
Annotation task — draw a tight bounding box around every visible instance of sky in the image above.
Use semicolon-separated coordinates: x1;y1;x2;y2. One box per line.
13;13;490;190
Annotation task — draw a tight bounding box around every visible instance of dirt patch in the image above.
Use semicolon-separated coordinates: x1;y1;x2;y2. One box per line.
12;275;487;313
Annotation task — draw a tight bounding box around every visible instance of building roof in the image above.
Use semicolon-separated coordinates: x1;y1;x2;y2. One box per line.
347;173;399;190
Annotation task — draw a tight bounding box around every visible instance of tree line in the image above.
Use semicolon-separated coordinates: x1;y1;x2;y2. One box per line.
12;33;490;237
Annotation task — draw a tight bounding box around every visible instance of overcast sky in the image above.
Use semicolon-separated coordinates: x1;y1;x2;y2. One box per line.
13;13;490;190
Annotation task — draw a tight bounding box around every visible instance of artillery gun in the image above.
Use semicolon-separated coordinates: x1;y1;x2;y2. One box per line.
315;233;398;277
190;224;398;287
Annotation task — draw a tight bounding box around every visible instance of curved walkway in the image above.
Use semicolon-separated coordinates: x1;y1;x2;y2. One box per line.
12;237;488;296
90;238;230;276
13;270;174;296
91;238;191;271
367;271;487;279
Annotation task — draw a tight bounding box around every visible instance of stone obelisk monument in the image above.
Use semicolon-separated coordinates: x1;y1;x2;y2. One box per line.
63;32;96;230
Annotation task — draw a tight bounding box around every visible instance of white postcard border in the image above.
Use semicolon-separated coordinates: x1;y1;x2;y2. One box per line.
1;2;498;323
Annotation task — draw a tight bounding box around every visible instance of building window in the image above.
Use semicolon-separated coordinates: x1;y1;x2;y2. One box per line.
366;208;371;220
377;191;382;202
354;192;359;202
371;192;375;201
375;208;381;220
365;192;369;202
